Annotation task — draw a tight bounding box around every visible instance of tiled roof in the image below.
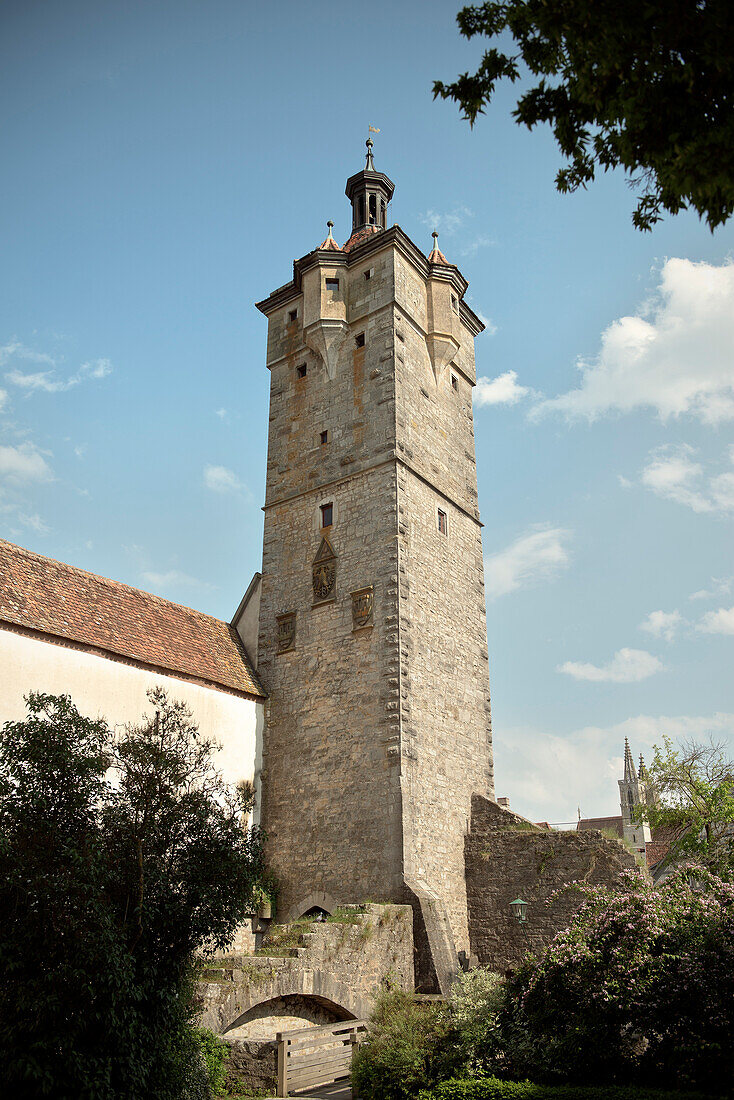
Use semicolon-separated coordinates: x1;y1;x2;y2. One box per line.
0;539;264;698
427;244;449;264
577;816;624;836
318;234;343;252
343;224;382;252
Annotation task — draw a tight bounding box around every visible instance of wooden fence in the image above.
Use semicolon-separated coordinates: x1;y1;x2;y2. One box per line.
276;1019;367;1096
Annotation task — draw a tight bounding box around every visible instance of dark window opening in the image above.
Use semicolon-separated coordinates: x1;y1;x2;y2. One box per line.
380;199;386;228
320;430;328;445
325;278;339;291
297;363;307;379
396;331;404;343
451;295;458;312
438;509;448;535
358;196;365;226
355;332;365;348
451;374;459;391
288;309;298;323
321;502;333;528
364;269;372;281
369;194;377;224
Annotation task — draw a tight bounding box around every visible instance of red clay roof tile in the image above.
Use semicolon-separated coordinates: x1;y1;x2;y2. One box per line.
0;539;264;698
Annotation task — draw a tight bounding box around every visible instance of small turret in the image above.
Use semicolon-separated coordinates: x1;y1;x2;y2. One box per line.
344;139;395;233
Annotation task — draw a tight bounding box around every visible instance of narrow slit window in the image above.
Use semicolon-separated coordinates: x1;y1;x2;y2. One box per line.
320;430;328;445
369;194;377;224
451;295;458;312
355;332;365;348
288;309;298;323
396;330;404;343
325;278;340;291
297;363;307;379
437;509;448;535
363;269;372;281
320;502;333;528
451;374;459;391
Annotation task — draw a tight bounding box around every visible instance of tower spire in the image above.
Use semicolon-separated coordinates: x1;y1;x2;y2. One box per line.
365;137;375;171
623;737;635;782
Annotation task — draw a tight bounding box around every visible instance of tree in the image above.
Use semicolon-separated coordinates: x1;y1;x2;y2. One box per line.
433;1;734;230
0;690;263;1099
638;735;734;877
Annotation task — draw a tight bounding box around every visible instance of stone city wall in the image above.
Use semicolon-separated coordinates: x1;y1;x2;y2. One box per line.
466;795;640;972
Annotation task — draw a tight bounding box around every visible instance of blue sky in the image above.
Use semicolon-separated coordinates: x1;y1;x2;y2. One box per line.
2;0;732;824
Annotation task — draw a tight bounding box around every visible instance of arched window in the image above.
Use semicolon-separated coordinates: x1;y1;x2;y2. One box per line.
369;194;377;224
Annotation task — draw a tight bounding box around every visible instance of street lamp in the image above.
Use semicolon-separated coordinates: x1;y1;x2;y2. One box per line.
510;897;528;923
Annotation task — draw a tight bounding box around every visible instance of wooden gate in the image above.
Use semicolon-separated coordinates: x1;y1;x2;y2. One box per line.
276;1019;367;1096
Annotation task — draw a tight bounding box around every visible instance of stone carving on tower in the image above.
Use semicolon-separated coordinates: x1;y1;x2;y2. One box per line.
254;141;494;992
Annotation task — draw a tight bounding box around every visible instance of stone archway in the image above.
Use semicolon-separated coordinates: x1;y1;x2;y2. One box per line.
285;889;341;923
223;992;355;1040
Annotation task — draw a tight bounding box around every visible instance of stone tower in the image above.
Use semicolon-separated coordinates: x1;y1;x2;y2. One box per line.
254;143;494;986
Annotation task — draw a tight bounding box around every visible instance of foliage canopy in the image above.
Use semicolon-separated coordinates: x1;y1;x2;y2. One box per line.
0;690;263;1099
434;0;734;230
638;735;734;877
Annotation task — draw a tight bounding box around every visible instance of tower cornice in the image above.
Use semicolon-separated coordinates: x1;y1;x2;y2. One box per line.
255;225;485;336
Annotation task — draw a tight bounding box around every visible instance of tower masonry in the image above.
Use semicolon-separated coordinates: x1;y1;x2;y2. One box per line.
254;145;494;983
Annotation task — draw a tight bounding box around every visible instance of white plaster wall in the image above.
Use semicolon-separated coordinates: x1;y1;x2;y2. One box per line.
0;628;263;820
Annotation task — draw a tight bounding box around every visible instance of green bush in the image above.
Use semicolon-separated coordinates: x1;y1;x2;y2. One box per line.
497;870;734;1091
352;990;448;1100
418;1076;718;1100
196;1028;229;1096
437;969;505;1079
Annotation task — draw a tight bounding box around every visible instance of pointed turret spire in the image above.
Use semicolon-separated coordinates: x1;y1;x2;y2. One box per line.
623;738;635;782
318;220;343;252
365;137;375;171
428;230;448;265
638;753;647;779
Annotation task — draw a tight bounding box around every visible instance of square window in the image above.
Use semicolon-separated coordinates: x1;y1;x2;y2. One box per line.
355;332;365;348
297;363;307;379
320;502;333;528
288;309;298;323
320;430;328;445
437;509;448;535
325;278;340;291
451;374;459;391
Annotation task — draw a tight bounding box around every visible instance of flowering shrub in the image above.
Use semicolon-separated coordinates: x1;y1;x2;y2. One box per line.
497;868;734;1091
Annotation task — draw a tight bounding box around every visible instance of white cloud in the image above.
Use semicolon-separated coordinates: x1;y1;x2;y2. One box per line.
689;577;732;601
494;712;734;822
639;444;734;514
203;464;245;494
639;609;683;642
0;340;55;368
6;357;113;394
697;606;734;635
559;647;664;683
460;235;496;258
215;408;228;421
532;258;734;423
0;388;7;412
474;370;529;407
0;442;53;483
141;569;210;590
419;206;473;235
18;512;50;535
485;524;572;599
